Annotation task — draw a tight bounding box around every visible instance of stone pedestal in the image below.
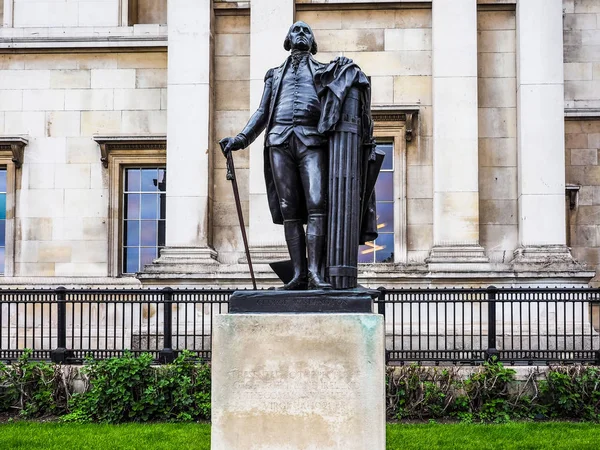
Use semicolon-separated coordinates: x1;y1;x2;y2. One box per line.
211;297;385;450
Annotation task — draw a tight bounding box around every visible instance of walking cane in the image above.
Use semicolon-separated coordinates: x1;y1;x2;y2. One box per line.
219;139;257;289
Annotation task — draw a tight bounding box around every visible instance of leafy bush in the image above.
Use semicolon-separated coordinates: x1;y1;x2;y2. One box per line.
0;349;68;418
64;350;211;423
538;366;600;421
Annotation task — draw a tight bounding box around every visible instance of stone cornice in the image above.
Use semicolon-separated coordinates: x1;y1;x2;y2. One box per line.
93;134;166;168
0;26;167;51
371;105;419;142
0;135;28;168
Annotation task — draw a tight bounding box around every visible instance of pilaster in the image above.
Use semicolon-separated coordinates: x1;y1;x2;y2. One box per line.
513;0;575;269
143;0;217;276
428;0;488;269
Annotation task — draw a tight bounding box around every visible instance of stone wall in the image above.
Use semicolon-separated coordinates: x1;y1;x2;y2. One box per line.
564;0;600;110
0;51;167;277
477;10;518;264
212;13;250;265
566;119;600;282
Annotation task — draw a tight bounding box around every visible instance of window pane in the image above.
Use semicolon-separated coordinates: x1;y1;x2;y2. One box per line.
375;233;394;263
125;220;140;247
140;221;158;247
126;169;141;191
0;247;5;275
140;194;158;219
141;168;159;192
0;170;6;192
378;143;394;170
122;166;166;274
375;172;393;201
124;247;140;273
0;195;5;220
140;248;157;268
377;202;393;233
358;242;375;264
126;194;140;219
0;221;6;247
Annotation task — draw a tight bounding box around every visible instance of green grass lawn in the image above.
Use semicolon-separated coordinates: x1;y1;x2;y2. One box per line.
0;422;599;449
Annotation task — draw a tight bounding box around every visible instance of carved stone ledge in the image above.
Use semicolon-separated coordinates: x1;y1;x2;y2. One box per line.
371;106;419;142
0;136;28;168
93;134;167;168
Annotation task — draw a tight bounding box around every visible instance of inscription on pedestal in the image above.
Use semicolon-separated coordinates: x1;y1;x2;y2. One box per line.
212;313;385;450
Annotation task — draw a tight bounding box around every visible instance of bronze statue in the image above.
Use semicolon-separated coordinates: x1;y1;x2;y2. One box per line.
221;21;381;291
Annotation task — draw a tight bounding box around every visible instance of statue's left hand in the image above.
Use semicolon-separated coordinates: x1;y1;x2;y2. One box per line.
334;56;353;66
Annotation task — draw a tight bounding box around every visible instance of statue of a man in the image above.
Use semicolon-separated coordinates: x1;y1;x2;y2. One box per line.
221;21;353;290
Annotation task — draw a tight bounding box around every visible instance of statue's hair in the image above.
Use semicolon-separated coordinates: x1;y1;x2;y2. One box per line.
283;22;318;55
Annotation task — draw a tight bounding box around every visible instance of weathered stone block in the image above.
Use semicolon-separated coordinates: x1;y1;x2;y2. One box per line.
215;34;251;57
117;52;167;69
407;198;433;224
395;9;432;29
317;29;384;52
54;164;91;189
478;107;517;138
385;29;432;52
406;165;433;198
296;10;342;30
340;9;396;29
479;138;517;167
478;30;516;53
46;112;81;137
478;78;516;108
81;111;122;135
571;148;598;166
212;313;385;450
407;224;433;251
121;110;167;133
91;69;136;89
393;75;431;105
478;11;515;31
136;69;167;88
215;81;250;110
214;56;250;81
214;15;250;34
479;167;518;200
478;53;516;78
65;89;114;111
479;199;518;225
50;70;91;89
114;89;162;111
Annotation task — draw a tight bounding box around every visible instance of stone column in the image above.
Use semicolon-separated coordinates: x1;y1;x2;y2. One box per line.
246;0;294;263
512;0;572;267
427;0;488;268
147;0;217;272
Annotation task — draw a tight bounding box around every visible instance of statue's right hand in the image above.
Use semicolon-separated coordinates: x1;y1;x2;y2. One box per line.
219;135;246;157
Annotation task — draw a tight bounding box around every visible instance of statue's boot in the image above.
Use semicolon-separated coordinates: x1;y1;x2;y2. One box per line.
277;220;308;290
306;213;333;290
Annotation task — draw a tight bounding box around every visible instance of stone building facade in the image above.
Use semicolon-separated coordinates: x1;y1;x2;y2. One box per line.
0;0;598;289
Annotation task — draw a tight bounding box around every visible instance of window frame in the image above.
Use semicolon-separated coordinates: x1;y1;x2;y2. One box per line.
0;136;26;277
97;135;166;277
371;123;407;264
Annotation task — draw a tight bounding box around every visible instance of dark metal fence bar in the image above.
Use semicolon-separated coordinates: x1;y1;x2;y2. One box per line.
0;287;599;365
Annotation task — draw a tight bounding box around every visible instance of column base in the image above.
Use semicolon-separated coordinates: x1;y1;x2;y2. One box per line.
140;246;218;276
426;244;490;271
240;245;289;264
511;245;582;271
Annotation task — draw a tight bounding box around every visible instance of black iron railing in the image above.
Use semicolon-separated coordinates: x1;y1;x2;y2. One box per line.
0;287;599;365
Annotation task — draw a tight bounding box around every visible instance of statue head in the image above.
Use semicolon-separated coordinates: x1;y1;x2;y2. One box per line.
283;21;318;55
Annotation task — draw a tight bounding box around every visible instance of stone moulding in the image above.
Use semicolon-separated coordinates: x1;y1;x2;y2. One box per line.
371;106;419;142
93;134;167;168
0;136;28;168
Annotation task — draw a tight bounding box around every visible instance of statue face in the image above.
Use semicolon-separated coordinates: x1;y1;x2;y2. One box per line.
288;21;314;52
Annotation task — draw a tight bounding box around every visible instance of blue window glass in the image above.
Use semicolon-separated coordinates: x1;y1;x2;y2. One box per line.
0;169;6;274
122;167;166;274
359;142;395;264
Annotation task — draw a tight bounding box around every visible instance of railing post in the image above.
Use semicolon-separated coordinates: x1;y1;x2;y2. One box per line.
51;286;68;363
159;287;176;364
377;287;386;317
486;285;499;362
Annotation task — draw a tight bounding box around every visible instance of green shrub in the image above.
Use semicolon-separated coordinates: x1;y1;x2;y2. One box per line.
64;350;211;423
538;366;600;421
0;349;67;418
